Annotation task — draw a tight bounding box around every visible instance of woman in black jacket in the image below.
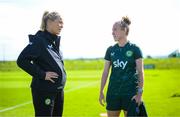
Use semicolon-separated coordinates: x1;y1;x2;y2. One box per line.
17;11;66;117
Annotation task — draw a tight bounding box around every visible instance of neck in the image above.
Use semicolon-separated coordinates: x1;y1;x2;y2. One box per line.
46;28;53;34
46;28;58;36
118;38;128;47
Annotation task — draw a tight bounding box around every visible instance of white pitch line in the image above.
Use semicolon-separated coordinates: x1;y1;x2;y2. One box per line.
65;81;98;92
0;101;32;113
100;113;107;117
0;81;98;113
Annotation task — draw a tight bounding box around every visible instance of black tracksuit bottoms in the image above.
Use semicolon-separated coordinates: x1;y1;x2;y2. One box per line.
31;89;64;117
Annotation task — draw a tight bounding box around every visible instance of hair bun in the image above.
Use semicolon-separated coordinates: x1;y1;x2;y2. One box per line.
122;16;131;26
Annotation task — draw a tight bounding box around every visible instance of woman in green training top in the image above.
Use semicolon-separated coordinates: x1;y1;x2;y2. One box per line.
99;16;144;117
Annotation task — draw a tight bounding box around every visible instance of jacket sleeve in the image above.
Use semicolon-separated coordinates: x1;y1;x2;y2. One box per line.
17;41;46;79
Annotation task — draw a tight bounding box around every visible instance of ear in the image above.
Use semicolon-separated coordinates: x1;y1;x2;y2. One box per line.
46;20;53;28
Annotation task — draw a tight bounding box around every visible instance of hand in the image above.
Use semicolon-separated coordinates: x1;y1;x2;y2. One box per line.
131;93;142;106
99;92;106;106
45;72;59;83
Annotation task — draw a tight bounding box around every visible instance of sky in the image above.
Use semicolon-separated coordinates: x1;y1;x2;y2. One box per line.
0;0;180;60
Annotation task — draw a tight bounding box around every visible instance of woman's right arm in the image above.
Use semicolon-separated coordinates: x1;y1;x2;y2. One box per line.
16;41;46;79
99;60;111;106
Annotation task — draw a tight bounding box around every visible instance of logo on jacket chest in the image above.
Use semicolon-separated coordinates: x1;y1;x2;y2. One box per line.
48;44;53;49
113;59;128;69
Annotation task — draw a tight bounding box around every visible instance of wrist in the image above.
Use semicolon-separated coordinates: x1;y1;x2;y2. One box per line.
137;88;143;94
100;90;104;94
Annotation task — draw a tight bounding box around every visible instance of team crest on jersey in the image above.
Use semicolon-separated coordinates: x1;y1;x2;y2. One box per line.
126;50;133;57
45;98;51;105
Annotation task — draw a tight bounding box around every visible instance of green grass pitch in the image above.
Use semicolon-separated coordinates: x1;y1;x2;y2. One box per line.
0;69;180;116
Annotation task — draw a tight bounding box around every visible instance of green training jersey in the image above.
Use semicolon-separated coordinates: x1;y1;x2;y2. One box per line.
104;42;143;96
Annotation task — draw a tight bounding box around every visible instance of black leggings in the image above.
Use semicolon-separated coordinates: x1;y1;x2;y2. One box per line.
31;89;64;117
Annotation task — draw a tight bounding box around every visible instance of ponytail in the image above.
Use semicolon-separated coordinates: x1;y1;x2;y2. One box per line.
40;11;49;31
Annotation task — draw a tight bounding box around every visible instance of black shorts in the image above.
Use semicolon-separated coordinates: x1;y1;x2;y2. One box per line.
106;94;134;111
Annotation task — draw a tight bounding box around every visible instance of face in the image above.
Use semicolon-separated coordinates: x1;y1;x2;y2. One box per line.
47;18;63;35
112;23;126;41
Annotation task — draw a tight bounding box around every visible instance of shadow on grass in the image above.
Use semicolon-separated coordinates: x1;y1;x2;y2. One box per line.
171;93;180;98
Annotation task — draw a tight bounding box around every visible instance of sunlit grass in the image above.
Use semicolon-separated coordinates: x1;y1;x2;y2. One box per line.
0;69;180;116
0;59;180;116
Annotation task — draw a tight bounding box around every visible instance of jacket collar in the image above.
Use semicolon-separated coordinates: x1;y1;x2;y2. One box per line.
28;30;61;49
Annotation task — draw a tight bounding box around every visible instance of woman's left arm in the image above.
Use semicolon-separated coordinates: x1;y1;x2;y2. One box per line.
136;58;144;92
132;58;144;105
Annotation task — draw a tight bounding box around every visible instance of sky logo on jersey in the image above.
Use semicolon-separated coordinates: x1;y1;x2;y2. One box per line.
126;50;133;57
113;59;128;69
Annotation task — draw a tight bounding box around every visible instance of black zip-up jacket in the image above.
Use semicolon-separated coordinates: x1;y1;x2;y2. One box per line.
17;30;66;92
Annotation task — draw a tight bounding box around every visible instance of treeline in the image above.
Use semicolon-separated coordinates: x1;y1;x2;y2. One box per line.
0;58;180;71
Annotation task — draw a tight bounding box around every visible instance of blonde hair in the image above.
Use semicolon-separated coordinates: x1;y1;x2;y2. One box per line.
40;11;61;31
117;16;131;35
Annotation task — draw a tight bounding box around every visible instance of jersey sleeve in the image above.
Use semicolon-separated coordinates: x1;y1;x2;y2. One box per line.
134;46;143;59
104;46;112;61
